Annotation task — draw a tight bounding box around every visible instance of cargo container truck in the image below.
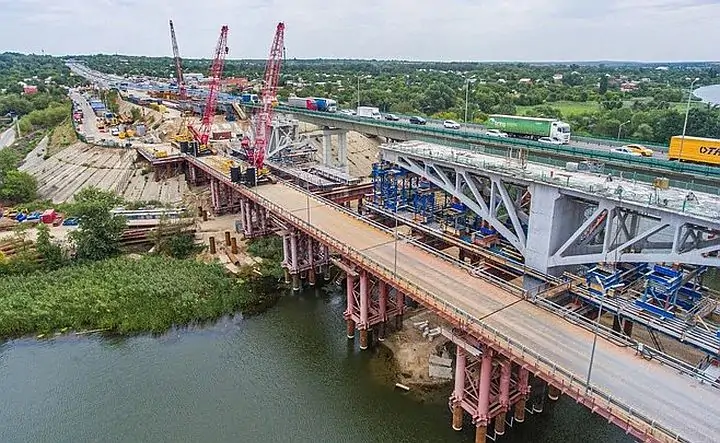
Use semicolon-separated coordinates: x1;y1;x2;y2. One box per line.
240;93;259;104
486;114;571;143
668;135;720;166
357;106;382;120
287;97;318;111
312;97;337;112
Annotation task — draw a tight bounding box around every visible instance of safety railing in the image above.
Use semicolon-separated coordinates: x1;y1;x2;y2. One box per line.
239;182;690;443
265;104;720;179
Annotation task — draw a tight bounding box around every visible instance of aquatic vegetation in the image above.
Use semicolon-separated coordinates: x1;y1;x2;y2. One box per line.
0;256;276;338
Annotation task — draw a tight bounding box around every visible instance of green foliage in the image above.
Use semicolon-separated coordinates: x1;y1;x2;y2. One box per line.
0;169;37;204
130;107;142;122
69;187;125;261
35;223;67;270
0;256;269;338
164;233;199;259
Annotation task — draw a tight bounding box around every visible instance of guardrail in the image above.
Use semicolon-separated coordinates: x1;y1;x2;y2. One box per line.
239;181;689;443
263;104;720;180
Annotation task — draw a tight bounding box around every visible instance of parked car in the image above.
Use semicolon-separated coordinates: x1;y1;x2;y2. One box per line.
409;116;427;125
384;113;400;121
623;144;653;157
538;137;563;145
610;146;642;157
443;120;461;129
485;129;508;138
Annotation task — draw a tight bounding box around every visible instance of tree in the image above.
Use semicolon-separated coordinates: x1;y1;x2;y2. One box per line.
130;107;142;122
599;76;608;95
69;187;125;261
632;123;654;141
419;82;456;115
0;170;37;204
36;223;66;269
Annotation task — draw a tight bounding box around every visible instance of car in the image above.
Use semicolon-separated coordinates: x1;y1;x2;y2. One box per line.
409;116;427;125
484;129;508;138
610;146;642;156
443;120;461;129
384;113;400;121
338;109;356;116
538;137;563;145
623;144;653;157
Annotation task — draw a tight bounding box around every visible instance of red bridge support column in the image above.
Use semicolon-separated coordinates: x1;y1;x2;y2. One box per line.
495;359;511;436
475;349;493;443
345;273;356;339
451;348;467;431
359;271;369;350
307;239;316;286
514;367;530;423
290;232;300;291
378;281;387;341
282;234;291;284
395;291;405;328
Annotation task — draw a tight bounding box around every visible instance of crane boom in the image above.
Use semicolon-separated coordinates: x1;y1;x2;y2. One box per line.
190;25;229;149
168;20;186;100
248;22;285;170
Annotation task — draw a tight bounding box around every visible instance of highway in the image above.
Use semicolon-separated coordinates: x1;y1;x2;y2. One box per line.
67;62;671;161
0;127;16;150
240;178;719;443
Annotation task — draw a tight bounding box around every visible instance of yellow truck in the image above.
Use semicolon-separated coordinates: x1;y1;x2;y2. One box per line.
668;135;720;166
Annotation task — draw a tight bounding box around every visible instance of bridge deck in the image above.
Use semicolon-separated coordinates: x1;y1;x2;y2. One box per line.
253;182;720;443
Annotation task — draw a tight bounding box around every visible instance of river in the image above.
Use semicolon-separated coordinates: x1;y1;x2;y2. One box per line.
0;287;632;443
694;84;720;105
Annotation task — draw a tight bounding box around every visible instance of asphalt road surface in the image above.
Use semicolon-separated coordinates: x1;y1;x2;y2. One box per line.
0;127;16;150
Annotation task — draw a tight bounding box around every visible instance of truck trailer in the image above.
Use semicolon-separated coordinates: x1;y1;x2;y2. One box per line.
287;97;318;111
485;114;571;144
668;135;720;166
356;106;382;120
313;97;337;112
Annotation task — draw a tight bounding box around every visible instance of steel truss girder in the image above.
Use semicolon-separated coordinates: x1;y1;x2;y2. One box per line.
266;117;309;160
393;154;529;253
550;204;720;268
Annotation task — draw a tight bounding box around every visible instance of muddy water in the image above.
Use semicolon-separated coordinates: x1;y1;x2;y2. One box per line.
0;287;632;443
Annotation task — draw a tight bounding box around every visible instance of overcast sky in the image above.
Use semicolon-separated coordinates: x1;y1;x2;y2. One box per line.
1;0;719;61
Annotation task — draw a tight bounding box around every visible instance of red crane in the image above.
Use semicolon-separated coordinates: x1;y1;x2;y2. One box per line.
245;22;285;173
189;25;229;150
168;20;186;100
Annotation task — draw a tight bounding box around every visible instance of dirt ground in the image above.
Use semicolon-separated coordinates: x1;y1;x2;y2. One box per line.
382;309;453;388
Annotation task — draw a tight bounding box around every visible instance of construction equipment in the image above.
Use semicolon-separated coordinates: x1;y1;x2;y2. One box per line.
188;25;229;156
242;22;285;185
169;20;187;101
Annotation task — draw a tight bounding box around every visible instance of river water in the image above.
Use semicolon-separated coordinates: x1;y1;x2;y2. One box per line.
694;84;720;105
0;287;632;443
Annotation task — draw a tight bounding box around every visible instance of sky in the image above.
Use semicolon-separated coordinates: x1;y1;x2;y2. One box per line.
0;0;719;61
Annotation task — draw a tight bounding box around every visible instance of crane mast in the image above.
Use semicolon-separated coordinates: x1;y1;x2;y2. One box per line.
247;22;285;172
188;25;229;150
168;20;186;101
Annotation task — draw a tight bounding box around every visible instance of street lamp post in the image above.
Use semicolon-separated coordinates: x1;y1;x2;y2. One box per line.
679;77;700;159
464;78;470;128
394;206;399;275
585;278;623;393
357;75;361;109
617;120;631;140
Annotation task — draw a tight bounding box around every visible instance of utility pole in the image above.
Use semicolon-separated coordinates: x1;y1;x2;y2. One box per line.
679;77;700;160
464;78;470;130
357;75;361;109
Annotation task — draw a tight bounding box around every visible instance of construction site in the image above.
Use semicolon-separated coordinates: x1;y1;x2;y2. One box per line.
7;16;718;443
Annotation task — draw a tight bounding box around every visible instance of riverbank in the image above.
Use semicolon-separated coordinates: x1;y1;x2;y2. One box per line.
0;254;281;339
381;309;454;391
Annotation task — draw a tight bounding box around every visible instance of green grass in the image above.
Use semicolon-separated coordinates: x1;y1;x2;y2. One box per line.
0;255;280;339
518;101;601;117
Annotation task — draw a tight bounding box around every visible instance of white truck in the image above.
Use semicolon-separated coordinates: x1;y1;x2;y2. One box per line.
356;106;382;120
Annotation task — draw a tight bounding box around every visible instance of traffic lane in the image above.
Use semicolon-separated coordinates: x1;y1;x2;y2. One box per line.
0;127;16;150
70;91;102;140
264;183;720;442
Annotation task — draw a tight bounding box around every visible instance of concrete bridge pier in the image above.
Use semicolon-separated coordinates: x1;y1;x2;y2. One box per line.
321;128;349;172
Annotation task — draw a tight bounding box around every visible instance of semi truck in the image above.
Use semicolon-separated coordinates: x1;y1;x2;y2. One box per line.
357;106;382;120
287;97;318;111
485;115;571;144
668;135;720;166
313;97;337;113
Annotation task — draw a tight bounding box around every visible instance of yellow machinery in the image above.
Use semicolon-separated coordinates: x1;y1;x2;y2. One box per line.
173;112;193;144
118;132;126;139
